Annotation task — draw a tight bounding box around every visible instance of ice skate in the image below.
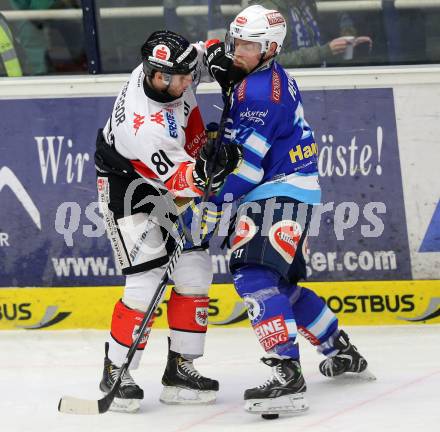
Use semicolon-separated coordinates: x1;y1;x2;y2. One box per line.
244;356;309;416
319;330;376;380
99;342;144;413
160;338;219;405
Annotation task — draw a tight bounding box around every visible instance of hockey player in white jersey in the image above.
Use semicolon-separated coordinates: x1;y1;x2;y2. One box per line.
94;30;242;412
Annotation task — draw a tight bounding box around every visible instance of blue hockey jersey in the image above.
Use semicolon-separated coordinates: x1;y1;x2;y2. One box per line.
212;60;321;206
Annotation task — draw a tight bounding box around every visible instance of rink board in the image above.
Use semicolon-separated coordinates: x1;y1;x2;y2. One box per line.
0;280;439;330
1;67;440;289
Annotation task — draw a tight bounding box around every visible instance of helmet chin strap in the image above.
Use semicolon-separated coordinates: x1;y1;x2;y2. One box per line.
145;75;181;102
256;52;267;69
147;73;173;96
247;51;274;76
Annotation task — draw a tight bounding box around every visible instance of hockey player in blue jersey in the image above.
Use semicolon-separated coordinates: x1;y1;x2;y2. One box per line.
205;5;374;416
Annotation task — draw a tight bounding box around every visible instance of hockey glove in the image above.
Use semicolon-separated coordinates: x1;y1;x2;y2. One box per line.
205;41;246;90
193;140;243;194
205;121;220;141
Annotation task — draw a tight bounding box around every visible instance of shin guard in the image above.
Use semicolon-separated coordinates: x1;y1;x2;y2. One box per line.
167;289;209;358
108;299;154;368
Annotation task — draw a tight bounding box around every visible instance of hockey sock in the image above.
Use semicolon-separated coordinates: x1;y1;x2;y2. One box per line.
279;281;339;356
167;289;209;359
233;265;299;359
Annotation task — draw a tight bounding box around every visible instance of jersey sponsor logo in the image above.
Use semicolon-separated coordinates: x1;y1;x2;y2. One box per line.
231;215;257;252
133;112;145;135
152;44;171;61
239;108;269;125
184;107;207;158
289;142;318;163
150;110;165;127
254;315;289;351
269;220;302;264
266;12;285;27
235;16;247;26
271;69;281;103
185;130;206;158
195;307;209;326
237;79;247;102
165;110;178;138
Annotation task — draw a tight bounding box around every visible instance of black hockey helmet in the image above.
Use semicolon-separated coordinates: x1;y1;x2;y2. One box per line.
141;30;198;78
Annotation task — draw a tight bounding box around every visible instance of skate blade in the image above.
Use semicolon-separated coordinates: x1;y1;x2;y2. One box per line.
160;386;217;405
334;368;377;382
101;394;141;413
358;368;376;381
245;393;309;416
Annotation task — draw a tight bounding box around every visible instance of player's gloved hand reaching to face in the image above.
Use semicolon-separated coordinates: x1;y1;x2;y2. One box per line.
204;40;246;90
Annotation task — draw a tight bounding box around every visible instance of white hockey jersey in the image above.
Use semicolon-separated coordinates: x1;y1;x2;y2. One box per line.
103;63;208;197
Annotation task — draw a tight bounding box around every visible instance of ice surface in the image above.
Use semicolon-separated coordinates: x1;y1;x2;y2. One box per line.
1;326;439;432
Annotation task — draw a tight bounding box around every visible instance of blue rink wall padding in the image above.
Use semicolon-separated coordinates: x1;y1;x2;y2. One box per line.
0;88;412;287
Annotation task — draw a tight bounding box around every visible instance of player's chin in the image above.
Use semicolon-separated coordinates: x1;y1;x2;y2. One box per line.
170;89;185;98
233;60;248;73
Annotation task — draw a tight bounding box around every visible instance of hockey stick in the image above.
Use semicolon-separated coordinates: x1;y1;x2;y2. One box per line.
201;84;234;203
58;226;186;415
194;84;234;242
58;85;234;415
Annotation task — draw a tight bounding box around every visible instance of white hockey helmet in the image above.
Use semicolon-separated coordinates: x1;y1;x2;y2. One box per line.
227;5;287;55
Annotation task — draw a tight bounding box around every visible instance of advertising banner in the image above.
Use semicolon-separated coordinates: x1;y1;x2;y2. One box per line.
1;280;439;330
0;88;411;287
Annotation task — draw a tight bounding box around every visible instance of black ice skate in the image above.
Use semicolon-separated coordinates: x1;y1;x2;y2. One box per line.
99;342;144;413
160;338;219;404
319;330;375;380
244;356;309;416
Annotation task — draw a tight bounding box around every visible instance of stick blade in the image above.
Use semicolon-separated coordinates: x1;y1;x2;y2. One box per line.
58;396;100;415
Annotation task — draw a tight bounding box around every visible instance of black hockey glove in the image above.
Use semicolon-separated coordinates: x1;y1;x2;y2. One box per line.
205;121;220;141
193;140;243;194
205;41;247;90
